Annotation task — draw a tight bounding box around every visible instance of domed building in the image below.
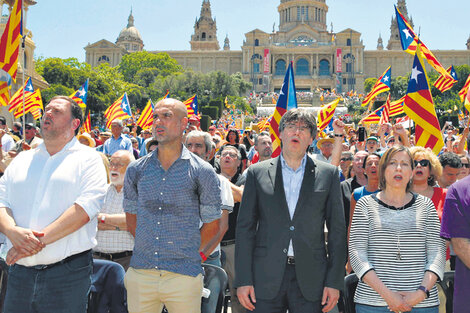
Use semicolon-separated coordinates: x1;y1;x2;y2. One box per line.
85;9;143;68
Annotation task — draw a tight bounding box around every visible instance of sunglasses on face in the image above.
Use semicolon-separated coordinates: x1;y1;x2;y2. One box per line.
414;159;430;167
25;126;34;130
462;163;470;168
341;157;353;162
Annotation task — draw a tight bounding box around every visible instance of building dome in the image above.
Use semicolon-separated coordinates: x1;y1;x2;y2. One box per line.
116;9;144;52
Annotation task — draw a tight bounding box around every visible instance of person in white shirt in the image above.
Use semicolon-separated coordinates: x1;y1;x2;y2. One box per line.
0;116;15;152
0;96;107;313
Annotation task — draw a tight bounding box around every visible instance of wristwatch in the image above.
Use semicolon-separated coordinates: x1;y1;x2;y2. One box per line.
417;285;430;298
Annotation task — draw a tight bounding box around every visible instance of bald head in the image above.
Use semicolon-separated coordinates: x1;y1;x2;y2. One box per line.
155;98;188;119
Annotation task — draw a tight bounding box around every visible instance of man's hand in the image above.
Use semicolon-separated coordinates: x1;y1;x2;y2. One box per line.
0;129;5;139
237;285;256;311
332;119;345;135
5;246;33;265
321;287;339;312
22;141;31;151
393;123;406;137
6;226;45;255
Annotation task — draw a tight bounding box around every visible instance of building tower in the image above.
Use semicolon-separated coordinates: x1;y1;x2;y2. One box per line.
190;0;220;51
377;33;384;50
387;0;413;50
223;34;230;50
277;0;328;33
116;9;144;53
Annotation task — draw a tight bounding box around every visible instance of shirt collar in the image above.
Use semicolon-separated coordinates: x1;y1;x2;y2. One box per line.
37;136;82;155
280;153;307;173
152;144;192;163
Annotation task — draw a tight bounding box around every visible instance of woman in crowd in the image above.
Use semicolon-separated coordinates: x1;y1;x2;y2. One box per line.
410;146;446;220
349;146;446;313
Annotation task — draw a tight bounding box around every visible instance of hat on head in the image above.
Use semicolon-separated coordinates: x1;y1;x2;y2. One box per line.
77;133;96;148
189;115;200;122
209;125;216;130
366;136;379;143
25;122;35;128
316;137;335;149
101;131;112;137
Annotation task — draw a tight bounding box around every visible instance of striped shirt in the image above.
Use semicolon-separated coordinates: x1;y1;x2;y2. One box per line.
123;145;222;276
349;193;445;308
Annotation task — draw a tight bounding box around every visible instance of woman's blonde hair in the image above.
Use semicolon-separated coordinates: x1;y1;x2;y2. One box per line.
410;146;442;186
378;146;414;192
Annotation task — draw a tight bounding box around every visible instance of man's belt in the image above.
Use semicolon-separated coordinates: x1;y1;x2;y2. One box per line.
93;250;133;261
220;239;236;246
30;249;91;270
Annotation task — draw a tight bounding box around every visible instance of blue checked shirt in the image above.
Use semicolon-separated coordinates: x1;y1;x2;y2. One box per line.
102;134;133;156
123;145;222;276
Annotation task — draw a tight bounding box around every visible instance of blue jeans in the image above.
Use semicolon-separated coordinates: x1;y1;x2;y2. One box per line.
91;259;127;313
356;304;439;313
202;250;221;313
3;250;92;313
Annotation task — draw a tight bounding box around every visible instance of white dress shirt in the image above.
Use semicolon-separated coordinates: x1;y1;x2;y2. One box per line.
0;137;107;266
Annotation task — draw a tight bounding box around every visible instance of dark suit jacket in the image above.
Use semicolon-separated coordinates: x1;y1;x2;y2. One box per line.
234;155;347;301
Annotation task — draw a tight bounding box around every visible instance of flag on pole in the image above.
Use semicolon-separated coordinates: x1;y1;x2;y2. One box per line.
79;111;91;134
136;99;154;130
389;96;406;116
361;66;391;106
269;61;297;157
380;94;391;124
395;5;452;81
403;45;443;155
163;90;169;99
465;86;470;113
459;74;470;103
13;88;42;118
0;81;10;107
360;105;386;124
104;93;132;128
433;66;458;93
70;79;88;109
317;97;340;132
183;94;198;116
8;76;33;112
0;0;22;83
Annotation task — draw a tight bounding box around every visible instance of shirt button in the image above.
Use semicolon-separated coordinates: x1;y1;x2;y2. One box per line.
157;222;161;225
283;248;287;253
159;207;162;210
156;237;159;240
155;252;158;255
155;266;158;269
162;178;166;181
160;192;163;195
290;226;295;231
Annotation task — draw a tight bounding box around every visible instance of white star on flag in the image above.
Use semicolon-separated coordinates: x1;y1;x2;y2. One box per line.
383;75;389;82
402;29;412;39
78;88;86;97
279;83;285;95
411;66;422;82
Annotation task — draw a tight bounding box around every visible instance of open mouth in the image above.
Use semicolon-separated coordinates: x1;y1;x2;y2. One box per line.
415;169;424;175
393;174;403;180
110;172;120;178
291;138;300;143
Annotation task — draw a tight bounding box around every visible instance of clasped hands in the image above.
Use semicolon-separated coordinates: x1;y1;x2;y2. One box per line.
386;290;426;313
4;226;45;265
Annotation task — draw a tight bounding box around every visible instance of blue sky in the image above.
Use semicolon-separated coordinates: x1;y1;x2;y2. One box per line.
9;0;470;62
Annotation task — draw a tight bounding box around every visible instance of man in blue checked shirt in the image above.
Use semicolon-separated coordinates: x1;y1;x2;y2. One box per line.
123;98;222;313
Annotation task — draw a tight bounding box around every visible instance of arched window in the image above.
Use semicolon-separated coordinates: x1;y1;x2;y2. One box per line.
98;55;110;63
202;32;206;40
319;59;330;76
346;38;351;46
275;59;286;75
296;58;309;75
254;39;259;46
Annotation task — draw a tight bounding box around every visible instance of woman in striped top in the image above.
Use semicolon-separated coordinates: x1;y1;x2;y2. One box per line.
349;146;446;313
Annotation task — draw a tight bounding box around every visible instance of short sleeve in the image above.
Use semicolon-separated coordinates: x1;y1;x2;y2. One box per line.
441;185;470;239
198;163;222;223
123;161;139;214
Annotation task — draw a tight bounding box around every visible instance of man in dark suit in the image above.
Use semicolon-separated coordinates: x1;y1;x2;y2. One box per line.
235;109;347;313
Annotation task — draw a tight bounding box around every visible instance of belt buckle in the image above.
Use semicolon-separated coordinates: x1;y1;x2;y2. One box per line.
287;256;295;265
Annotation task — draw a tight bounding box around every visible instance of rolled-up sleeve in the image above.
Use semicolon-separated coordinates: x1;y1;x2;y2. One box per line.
123;161;139;214
198;163;222;223
349;198;374;280
75;152;107;219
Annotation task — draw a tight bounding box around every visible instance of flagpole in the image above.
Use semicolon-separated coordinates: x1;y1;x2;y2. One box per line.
21;3;25;141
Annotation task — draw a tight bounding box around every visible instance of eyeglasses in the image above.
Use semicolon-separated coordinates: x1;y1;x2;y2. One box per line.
414;159;430;167
341;157;353;162
25;126;34;130
462;163;470;168
109;162;126;168
221;152;238;158
284;123;310;133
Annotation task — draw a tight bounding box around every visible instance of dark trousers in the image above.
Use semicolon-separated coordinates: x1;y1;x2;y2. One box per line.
253;264;322;313
3;250;92;313
91;259;128;313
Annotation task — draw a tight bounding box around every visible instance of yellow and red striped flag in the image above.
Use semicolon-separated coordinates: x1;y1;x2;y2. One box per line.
360;105;386;124
13;88;43;118
433;66;458;93
380;94;391;124
79;111;91;134
0;82;10;107
269;62;297;157
8;76;34;112
459;74;470;103
183;94;198;116
104;93;132;128
0;0;22;82
70;80;88;109
465;86;470;113
403;45;443;155
361;66;391;106
389;96;405;116
317;97;340;132
136;99;154;130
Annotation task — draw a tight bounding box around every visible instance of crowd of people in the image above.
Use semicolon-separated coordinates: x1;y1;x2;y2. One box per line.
0;95;468;313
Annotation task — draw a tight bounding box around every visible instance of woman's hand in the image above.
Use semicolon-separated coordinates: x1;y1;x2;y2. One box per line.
384;291;412;313
399;290;426;307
